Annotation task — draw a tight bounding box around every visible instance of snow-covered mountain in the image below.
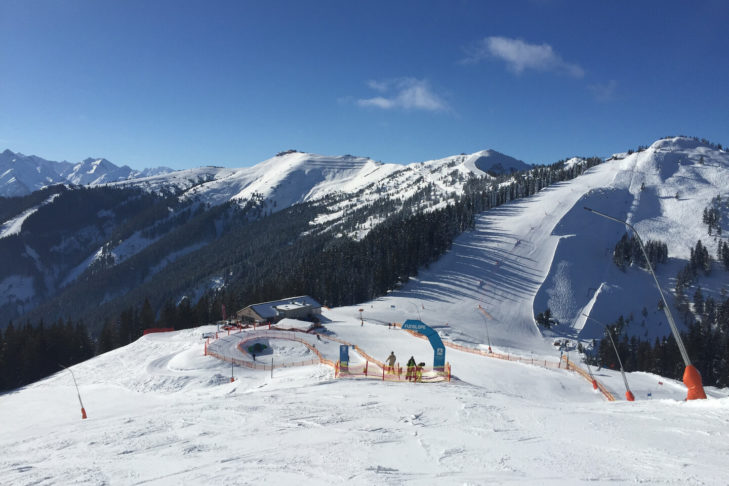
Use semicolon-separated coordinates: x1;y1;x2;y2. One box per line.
0;149;174;197
2;137;727;355
110;148;519;209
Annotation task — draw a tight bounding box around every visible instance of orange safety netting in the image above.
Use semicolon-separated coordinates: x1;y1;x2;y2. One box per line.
395;322;615;401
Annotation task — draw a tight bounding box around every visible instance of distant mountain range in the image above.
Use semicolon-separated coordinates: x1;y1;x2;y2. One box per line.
0;147;531;201
0;149;174;197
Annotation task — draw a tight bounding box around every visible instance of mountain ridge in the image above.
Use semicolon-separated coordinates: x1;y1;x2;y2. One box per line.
0;149;175;197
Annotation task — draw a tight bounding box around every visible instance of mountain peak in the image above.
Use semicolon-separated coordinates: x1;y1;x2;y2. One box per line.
466;149;530;175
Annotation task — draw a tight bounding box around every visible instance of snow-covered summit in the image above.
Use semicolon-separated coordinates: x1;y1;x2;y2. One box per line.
465;149;531;174
60;157;133;186
0;149;174;197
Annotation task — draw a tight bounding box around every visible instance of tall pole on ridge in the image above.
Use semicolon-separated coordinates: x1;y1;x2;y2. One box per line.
583;207;706;400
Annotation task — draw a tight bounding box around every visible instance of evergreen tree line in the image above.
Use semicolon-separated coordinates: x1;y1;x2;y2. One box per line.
612;233;668;271
0;319;94;391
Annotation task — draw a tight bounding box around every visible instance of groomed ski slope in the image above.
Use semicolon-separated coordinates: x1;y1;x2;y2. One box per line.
348;137;729;351
2;321;728;485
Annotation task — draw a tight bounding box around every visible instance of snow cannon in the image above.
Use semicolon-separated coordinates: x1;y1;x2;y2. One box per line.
683;365;707;400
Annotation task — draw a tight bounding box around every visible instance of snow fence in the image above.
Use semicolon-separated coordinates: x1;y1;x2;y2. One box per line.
206;329;336;370
395;322;615;401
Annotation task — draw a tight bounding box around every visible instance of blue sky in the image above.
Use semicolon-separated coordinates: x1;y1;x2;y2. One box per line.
1;0;728;170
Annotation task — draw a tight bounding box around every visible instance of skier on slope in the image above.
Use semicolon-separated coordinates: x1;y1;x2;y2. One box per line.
386;351;397;374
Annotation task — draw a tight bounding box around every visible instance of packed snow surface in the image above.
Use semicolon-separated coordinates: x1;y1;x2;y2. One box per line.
2;320;728;484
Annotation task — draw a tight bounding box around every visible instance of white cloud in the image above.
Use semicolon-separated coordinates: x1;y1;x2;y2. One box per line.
588;80;618;102
366;80;390;92
356;78;449;112
464;36;584;78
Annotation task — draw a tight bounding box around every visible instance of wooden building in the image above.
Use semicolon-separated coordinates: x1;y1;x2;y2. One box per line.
236;296;322;324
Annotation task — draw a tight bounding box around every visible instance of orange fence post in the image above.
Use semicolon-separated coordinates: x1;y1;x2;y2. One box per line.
365;361;369;376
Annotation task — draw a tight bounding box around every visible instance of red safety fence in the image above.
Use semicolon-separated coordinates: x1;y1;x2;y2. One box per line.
205;323;612;397
563;355;615;401
337;360;451;383
143;327;175;335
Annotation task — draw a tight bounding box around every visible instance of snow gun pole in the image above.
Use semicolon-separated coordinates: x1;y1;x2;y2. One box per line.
583;207;706;400
582;314;634;401
59;364;87;419
585;361;598;390
477;305;493;353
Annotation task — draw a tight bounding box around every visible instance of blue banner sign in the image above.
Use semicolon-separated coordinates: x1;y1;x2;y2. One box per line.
339;344;350;370
402;319;446;369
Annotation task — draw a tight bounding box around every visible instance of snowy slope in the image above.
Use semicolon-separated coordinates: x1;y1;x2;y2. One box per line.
330;137;729;352
1;321;727;484
0;193;61;239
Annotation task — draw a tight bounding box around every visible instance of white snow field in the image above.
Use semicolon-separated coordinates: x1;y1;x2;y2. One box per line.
1;320;728;485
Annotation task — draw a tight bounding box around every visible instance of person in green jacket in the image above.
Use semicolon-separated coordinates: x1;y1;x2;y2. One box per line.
406;356;416;381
